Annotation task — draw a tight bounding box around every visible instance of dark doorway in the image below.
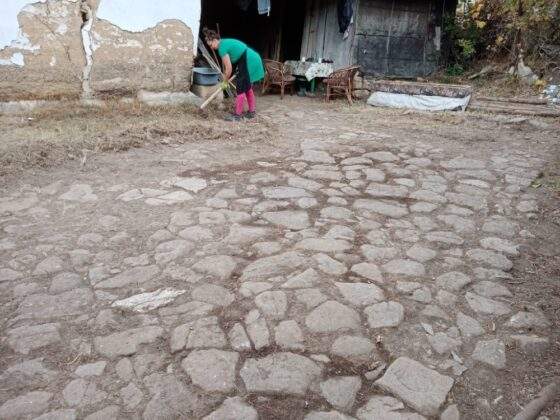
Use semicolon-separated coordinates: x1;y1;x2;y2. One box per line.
199;0;305;62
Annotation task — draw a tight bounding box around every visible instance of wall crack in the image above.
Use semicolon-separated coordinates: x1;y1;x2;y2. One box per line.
80;0;94;99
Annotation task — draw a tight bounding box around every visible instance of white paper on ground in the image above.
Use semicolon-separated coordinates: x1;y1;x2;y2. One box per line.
367;91;471;111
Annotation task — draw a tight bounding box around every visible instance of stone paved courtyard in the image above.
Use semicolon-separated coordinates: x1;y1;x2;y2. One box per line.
0;99;558;419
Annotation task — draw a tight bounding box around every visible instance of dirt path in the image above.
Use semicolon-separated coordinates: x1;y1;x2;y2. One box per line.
1;97;559;419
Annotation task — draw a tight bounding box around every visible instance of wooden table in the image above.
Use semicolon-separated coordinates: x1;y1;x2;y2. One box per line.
285;61;335;92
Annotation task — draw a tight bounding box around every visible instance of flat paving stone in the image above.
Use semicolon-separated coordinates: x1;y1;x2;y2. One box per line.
94;326;164;358
320;376;362;411
361;245;399;261
275;320;305;350
306;301;361;333
305;411;356;420
142;373;200;419
228;323;252;352
240;352;322;395
425;231;464;246
466;292;511;316
456;312;485;338
366;183;408;198
34;409;77;420
406;245;437;262
466;249;513;271
382;259;425;276
473;281;512;298
336;282;385;306
191;255;238;280
330;335;375;361
510;334;550;355
320;206;354;220
0;391;52;419
427;332;462;355
296;288;328;309
297;238;352;253
364;168;386;182
354;199;409;218
472;339;506;369
410;190;447;204
185;317;227;349
95;266;160;289
255;291;288;320
7;323;61;354
480;237;519;255
364;151;399;162
482;218;518;237
18;289;93;319
375;357;454;416
282;268;320;288
350;262;384;283
203;397;258;420
365;302;405;328
241;252;306;281
436;272;472;292
245;310;270;350
506;311;551;329
174;177;207;193
182;349;239;392
192;284;235;306
262;211;311;230
356;396;426;420
263;186;312;199
314;254;348;275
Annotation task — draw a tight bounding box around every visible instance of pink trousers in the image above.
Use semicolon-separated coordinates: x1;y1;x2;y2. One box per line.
235;87;256;115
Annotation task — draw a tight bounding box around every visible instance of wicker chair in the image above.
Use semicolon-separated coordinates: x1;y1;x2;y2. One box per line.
262;59;296;99
324;65;361;105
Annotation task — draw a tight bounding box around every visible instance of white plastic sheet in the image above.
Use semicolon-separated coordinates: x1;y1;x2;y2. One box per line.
367;91;471;112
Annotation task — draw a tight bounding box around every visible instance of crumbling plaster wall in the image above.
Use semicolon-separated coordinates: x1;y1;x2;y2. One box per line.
0;0;200;101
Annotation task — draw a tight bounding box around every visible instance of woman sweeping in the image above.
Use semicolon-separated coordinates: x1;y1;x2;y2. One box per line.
203;28;265;121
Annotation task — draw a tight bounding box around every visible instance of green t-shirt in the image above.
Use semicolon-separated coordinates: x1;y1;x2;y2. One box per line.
218;38;265;83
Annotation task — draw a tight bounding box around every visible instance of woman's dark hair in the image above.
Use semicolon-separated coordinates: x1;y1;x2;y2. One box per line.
203;28;220;42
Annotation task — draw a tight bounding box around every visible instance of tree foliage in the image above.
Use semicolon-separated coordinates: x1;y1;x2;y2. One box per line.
446;0;560;73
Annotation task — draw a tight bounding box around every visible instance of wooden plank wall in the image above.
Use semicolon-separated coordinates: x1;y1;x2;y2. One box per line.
355;0;441;77
300;0;358;69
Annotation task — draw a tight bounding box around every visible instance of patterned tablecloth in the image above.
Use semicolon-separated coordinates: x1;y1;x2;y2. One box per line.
285;61;334;81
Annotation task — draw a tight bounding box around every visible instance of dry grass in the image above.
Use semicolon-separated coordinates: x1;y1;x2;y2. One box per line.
0;99;277;177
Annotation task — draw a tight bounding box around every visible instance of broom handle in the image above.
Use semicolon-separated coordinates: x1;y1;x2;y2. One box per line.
200;75;236;110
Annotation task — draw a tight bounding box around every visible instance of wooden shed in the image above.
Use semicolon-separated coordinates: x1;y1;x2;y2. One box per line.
199;0;456;78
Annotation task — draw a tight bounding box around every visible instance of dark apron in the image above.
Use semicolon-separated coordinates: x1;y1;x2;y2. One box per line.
235;51;252;95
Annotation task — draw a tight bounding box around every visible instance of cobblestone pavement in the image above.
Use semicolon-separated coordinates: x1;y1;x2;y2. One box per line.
0;102;557;419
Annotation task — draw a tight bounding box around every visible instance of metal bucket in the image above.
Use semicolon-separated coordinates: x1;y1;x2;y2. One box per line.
193;67;221;86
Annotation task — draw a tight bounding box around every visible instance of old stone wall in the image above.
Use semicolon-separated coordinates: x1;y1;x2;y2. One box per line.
0;0;199;101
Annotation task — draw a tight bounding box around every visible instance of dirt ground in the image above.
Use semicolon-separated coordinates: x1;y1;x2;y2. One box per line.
0;95;559;419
